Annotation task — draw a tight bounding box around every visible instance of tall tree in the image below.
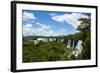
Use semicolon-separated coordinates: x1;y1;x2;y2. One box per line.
77;17;91;59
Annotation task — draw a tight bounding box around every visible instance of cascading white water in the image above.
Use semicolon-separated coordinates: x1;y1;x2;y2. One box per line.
73;40;83;57
68;40;83;58
67;40;71;48
75;40;83;53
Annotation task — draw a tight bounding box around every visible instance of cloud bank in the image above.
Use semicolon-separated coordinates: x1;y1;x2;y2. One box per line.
22;11;90;36
51;13;89;28
23;23;67;36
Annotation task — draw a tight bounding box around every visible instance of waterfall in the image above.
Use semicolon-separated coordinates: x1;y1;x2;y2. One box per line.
67;40;76;49
75;40;83;53
67;40;71;48
72;40;75;49
74;40;83;57
67;40;83;58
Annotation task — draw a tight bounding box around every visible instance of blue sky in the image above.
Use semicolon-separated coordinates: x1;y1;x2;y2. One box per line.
22;10;90;36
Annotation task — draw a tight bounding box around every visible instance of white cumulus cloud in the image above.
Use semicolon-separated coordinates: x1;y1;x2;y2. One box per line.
23;23;35;36
50;13;57;16
23;12;36;21
51;13;89;28
36;22;42;26
23;23;68;36
23;23;53;36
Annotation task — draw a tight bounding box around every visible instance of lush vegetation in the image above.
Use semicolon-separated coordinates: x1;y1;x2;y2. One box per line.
23;15;91;63
23;41;70;62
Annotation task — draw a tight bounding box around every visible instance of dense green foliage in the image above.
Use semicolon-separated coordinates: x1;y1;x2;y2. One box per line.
77;18;91;59
23;41;71;62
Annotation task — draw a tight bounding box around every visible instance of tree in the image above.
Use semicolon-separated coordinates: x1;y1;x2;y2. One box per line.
77;17;91;59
